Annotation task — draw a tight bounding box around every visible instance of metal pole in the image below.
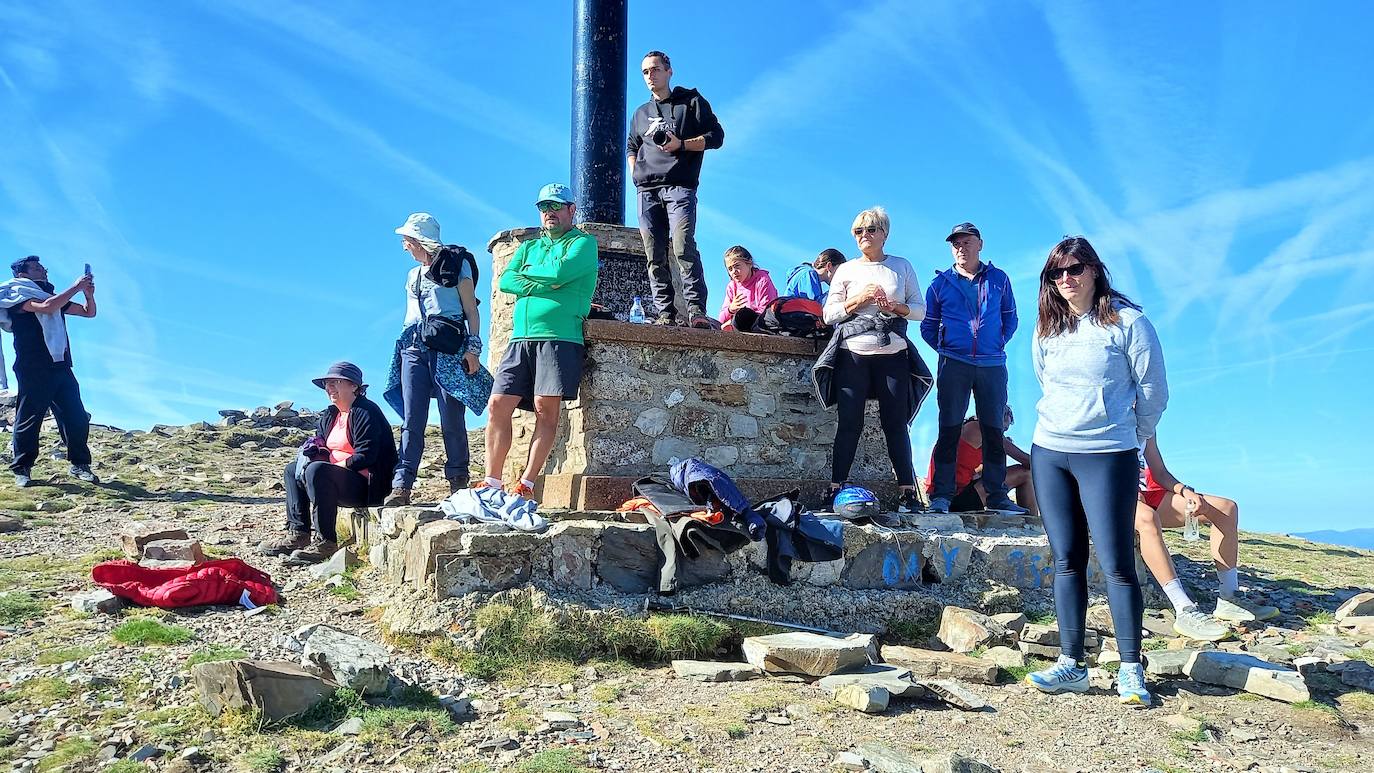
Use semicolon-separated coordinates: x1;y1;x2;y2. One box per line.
571;0;627;225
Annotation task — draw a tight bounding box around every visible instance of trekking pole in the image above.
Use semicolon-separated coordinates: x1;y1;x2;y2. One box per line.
643;599;844;635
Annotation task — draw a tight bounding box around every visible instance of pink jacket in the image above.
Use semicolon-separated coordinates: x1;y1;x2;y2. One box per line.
718;268;779;325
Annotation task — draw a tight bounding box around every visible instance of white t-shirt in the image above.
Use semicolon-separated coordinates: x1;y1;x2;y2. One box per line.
822;254;926;355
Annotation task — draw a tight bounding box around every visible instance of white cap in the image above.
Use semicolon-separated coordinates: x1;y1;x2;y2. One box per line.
395;212;441;251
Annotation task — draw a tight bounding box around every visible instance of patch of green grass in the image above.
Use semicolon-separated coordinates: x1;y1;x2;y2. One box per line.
0;592;44;625
36;737;95;772
238;744;285;773
886;614;939;645
1293;699;1341;717
358;705;456;744
1143;762;1188;773
725;723;748;739
186;644;248;668
1172;721;1210;744
138;706;211;742
112;618;195;646
327;581;361;601
515;749;592;773
1304;611;1336;631
1;676;74;705
1026;609;1057;626
591;683;623;703
967;645;987;658
104;761;147;773
1348;648;1374;664
1142;638;1170;651
999;656;1052;684
1285;643;1308;657
36;644;101;664
1339;691;1374;715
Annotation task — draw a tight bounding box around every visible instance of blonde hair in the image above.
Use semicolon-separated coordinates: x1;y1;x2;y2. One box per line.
851;206;890;235
724;245;754;267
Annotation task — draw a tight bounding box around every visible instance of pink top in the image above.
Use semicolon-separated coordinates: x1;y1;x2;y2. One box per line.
717;267;779;327
326;412;369;479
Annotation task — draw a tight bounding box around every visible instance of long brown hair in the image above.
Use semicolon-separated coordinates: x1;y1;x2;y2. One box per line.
1036;237;1136;338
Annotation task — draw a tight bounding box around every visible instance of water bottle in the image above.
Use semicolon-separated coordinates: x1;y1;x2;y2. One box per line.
1183;504;1202;542
628;296;646;324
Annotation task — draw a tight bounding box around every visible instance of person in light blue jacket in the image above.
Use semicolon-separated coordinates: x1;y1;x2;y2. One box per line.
1023;236;1167;710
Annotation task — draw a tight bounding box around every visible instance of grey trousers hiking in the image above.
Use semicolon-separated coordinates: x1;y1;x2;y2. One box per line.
393;346;469;489
638;185;707;319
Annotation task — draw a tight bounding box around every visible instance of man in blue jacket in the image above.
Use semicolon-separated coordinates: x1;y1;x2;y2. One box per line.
920;223;1026;515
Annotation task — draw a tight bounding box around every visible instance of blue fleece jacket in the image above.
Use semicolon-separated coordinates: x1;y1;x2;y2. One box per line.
919;261;1017;366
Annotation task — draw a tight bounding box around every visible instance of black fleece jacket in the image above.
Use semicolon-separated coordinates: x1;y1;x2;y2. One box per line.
627;86;725;190
316;396;399;505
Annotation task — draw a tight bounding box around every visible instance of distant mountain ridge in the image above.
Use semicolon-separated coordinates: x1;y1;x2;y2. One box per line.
1291;527;1374;550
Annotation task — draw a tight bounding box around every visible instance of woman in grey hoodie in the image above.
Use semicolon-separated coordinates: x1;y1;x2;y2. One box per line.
1023;237;1167;709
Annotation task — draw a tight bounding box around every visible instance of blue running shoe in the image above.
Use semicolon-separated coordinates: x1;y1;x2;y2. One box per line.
927;496;951;514
1025;654;1088;694
1117;662;1152;708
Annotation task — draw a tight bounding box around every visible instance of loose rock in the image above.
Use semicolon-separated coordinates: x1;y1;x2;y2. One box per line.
1184;651;1311;703
671;660;763;682
192;659;337;721
880;645;998;685
741;632;876;677
834;683;889;713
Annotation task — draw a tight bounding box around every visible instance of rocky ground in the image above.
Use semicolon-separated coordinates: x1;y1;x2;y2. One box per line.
2;413;1373;773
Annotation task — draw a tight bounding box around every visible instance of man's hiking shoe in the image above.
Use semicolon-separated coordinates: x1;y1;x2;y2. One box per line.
1213;595;1280;623
687;315;714;329
448;479;467;495
1173;604;1230;641
285;539;339;565
1025;655;1088;694
506;482;536;500
69;465;99;484
897;490;922;513
258;531;312;556
384;489;411;507
1116;662;1152;708
653;313;678;326
985;498;1028;516
927;496;951;514
14;468;33;488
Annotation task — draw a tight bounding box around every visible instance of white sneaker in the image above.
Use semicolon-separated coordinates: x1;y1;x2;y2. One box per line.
1173;605;1230;641
1025;654;1089;694
1214;596;1279;623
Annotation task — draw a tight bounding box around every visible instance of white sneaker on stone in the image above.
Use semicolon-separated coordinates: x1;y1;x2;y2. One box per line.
1172;605;1230;641
1213;596;1279;623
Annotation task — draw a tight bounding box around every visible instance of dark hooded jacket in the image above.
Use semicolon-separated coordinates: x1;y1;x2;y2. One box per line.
315;396;399;506
627;86;724;190
812;315;934;427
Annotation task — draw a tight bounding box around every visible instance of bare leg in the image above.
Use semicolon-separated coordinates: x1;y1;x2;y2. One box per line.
1198;495;1240;572
1006;465;1038;516
520;395;563;483
1135;500;1179;587
484;394;522;481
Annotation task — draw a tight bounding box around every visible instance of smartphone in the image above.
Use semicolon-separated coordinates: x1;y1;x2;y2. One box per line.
84;263;92;277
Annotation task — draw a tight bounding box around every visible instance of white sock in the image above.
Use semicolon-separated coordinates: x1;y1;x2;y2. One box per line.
1218;568;1238;599
520;478;536;489
484;476;502;488
1162;579;1194;612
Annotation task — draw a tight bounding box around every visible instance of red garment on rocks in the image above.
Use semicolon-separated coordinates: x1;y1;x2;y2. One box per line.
91;558;278;609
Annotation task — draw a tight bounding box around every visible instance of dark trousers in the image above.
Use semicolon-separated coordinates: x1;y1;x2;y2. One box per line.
1031;445;1143;663
9;364;91;472
394;346;469;489
638;185;707;318
931;357;1009;502
284;460;368;543
831;349;916;486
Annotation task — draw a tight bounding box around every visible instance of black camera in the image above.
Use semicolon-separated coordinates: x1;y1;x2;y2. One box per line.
647;117;673;147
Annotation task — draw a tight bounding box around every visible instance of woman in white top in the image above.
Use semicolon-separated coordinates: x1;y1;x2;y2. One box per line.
820;207;927;513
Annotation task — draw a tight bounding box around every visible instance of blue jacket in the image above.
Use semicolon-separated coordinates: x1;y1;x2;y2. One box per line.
784;264;826;302
920;262;1018;366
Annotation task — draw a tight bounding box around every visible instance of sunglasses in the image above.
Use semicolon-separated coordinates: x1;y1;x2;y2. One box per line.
1045;262;1089;282
852;226;882;236
536;201;568;213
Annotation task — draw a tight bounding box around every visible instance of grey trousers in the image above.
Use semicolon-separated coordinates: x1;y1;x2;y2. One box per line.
638;185;707;319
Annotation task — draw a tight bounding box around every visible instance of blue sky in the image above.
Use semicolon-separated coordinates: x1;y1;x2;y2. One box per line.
2;1;1372;534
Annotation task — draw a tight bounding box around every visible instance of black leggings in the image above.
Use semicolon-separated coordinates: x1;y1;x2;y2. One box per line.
831;349;915;486
1031;445;1143;663
284;460;369;543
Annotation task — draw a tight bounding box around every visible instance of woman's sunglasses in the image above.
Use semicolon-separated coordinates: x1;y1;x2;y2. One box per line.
1044;263;1088;282
852;226;882;236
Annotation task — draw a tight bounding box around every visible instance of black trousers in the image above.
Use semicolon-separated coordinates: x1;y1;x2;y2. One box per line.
831;349;916;486
10;363;91;472
283;460;368;543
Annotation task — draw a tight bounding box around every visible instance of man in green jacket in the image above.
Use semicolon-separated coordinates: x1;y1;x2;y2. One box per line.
479;183;599;501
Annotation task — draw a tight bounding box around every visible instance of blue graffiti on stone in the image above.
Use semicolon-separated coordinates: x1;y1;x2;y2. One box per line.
881;548;922;586
1007;549;1054;587
939;542;961;578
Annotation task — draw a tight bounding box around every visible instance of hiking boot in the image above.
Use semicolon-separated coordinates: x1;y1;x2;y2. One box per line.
284;539;339;565
984;497;1028;516
1025;654;1088;694
383;488;411;507
258;531;312;556
69;464;100;484
927;496;951;514
897;489;922;514
1213;595;1280;623
448;479;468;495
1173;604;1230;641
1116;662;1152;708
687;314;714;329
14;468;33;488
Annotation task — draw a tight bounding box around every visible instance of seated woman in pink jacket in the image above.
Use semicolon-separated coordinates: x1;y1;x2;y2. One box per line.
718;245;779;331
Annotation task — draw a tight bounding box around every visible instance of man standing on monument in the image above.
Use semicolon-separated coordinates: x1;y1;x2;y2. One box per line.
478;184;599;501
921;222;1026;516
627;50;724;327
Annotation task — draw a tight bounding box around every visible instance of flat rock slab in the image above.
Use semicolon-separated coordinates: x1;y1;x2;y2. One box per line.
742;632;877;677
917;679;987;711
71;588;127;615
834;683;889;713
1338;661;1374;691
1336;591;1374;620
192;659;336;721
293;624;393;695
937;606;1007;654
120;523;191;560
1184;651;1310;703
980;646;1025;669
1144;649;1198;677
880;645;998;685
856;742;923;773
308;548;359;580
0;514;25;533
818;665;929;699
142;538;205;564
671;660;763;682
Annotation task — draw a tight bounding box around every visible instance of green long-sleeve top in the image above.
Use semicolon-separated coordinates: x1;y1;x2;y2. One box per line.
498;227;599;344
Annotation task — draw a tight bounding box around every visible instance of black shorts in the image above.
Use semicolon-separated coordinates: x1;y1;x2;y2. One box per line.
950;483;985;513
493;340;585;402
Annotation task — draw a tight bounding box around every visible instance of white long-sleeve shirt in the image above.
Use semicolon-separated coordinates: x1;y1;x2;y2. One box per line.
822;254;926;355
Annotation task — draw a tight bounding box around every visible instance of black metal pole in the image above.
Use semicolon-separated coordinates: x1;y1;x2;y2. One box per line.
571;0;627;225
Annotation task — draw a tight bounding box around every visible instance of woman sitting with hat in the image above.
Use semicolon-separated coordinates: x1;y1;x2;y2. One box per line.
259;362;398;563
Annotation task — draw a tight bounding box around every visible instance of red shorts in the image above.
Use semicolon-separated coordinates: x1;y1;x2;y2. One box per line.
1139;487;1167;510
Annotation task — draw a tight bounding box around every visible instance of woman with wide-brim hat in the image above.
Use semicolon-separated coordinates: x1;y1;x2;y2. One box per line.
258;361;398;564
